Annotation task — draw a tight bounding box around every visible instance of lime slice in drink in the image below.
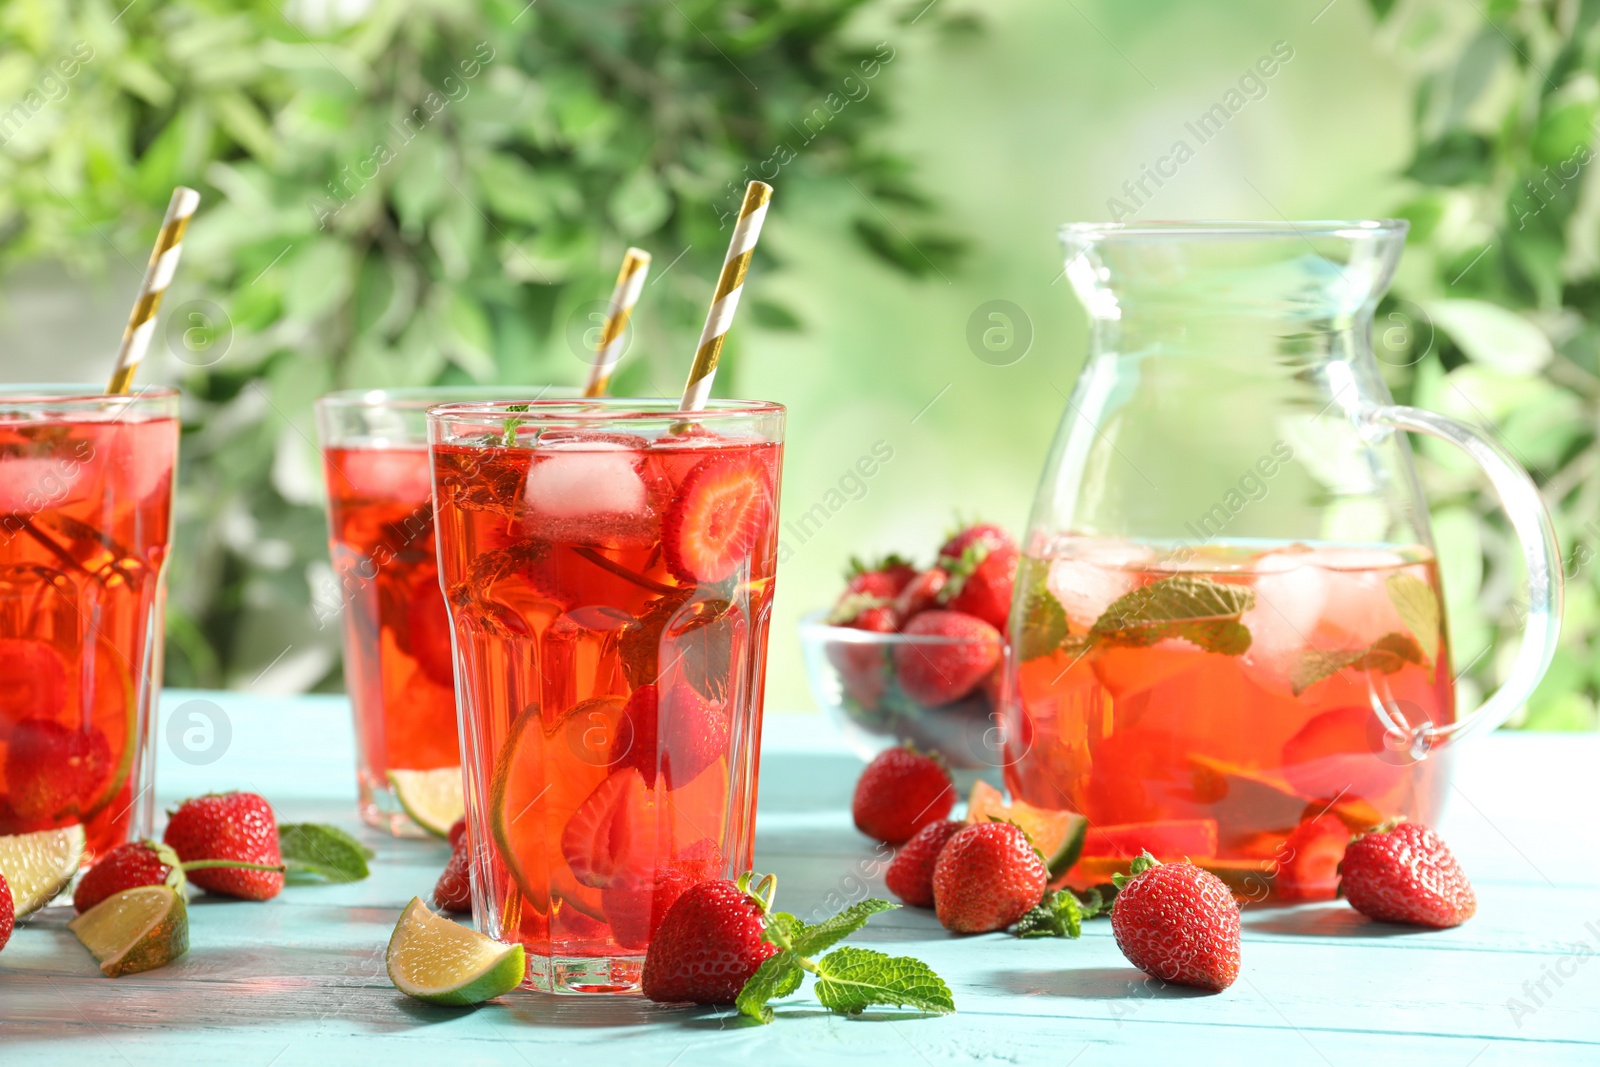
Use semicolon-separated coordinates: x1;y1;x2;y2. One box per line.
389;768;465;837
0;824;86;917
966;780;1088;879
67;884;189;977
387;897;526;1005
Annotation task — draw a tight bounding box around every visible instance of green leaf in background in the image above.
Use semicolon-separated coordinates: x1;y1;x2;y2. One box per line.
812;946;955;1017
279;823;373;883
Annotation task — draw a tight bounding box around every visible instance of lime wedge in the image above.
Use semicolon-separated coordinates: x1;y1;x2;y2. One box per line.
389;768;465;837
386;897;526;1005
67;885;189;977
967;780;1088;879
0;825;87;917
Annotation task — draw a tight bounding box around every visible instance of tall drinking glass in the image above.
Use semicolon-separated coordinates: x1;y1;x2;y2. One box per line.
429;398;784;994
315;387;573;836
0;386;178;859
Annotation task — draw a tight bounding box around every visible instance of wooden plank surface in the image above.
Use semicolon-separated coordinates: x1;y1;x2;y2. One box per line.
0;691;1596;1065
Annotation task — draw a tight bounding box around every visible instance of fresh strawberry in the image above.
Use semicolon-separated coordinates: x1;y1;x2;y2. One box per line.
663;455;773;583
937;539;1018;632
932;822;1048;933
1275;813;1350;901
841;555;918;602
434;837;473;914
892;567;948;623
163;792;286;901
612;683;731;790
826;597;897;713
938;522;1015;562
642;873;780;1004
448;817;468;850
0;872;12;953
74;838;286;912
0;638;68;722
885;819;965;908
1111;854;1241;991
4;718;111;819
1338;821;1475;928
892;610;1003;707
851;744;955;845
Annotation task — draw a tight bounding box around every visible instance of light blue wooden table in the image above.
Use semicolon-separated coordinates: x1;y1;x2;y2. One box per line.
2;690;1597;1065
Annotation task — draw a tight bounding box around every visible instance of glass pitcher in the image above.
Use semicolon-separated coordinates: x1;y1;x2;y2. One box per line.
1002;220;1560;902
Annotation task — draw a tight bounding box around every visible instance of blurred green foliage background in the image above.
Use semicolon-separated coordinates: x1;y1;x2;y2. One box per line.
0;0;1593;729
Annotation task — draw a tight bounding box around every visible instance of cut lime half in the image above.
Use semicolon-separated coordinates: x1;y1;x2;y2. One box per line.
0;824;87;917
387;897;526;1005
68;884;189;977
389;767;465;837
967;780;1088;879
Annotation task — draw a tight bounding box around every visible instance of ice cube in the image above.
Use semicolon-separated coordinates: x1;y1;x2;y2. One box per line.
333;446;432;502
0;456;87;513
1241;553;1331;694
522;442;658;547
1047;544;1148;629
1312;548;1409;647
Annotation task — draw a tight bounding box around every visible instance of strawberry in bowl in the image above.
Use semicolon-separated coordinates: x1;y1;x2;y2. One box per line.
798;523;1017;771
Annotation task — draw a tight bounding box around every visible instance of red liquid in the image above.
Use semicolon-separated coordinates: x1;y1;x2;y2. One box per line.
433;432;780;991
1006;540;1455;901
322;447;458;817
0;415;176;857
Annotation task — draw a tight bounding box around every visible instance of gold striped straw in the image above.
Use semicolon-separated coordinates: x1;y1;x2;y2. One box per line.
106;186;201;395
679;181;772;411
583;246;652;397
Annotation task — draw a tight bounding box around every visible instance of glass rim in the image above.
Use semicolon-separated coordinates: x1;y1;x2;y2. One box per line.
427;397;786;423
315;384;579;412
1060;219;1408;241
0;384;179;404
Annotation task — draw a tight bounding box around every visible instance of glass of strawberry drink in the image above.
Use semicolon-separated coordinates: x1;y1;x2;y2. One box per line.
316;387;574;836
429;398;784;994
0;386;179;859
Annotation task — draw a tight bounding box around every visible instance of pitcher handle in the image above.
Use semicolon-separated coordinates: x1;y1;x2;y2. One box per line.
1365;404;1563;751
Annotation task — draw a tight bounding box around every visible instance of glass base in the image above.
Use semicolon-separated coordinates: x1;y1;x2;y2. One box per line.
356;775;434;838
526;954;645;995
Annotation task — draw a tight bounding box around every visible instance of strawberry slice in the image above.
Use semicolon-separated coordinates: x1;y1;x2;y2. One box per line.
0;639;68;722
561;767;665;889
662;456;772;584
1080;818;1219;861
4;718;112;820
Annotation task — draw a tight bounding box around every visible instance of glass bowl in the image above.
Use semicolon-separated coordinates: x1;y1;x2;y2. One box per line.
798;610;1010;774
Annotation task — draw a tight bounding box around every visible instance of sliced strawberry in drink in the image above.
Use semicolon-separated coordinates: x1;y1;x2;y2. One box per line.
0;638;69;723
404;571;456;688
662;456;772;584
1280;704;1409;802
1275;812;1351;901
1080;818;1219;861
613;682;731;791
3;718;112;820
561;766;664;889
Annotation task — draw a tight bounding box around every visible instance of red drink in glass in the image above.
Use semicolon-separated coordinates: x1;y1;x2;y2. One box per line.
1006;539;1455;901
430;398;783;994
0;387;178;858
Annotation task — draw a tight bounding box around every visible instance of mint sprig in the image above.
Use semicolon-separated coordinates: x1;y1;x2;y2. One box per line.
1014;886;1113;939
1289;631;1425;694
1019;572;1256;661
1386;572;1441;665
736;895;954;1024
279;823;374;882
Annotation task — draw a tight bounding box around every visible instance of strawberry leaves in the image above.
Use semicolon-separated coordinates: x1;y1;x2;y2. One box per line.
737;897;954;1024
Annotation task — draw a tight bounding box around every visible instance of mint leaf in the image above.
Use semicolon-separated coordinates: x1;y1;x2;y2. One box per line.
812;946;955;1016
1290;631;1425;695
736;950;804;1024
1018;563;1069;661
1016;889;1086;939
1090;576;1255;655
791;899;896;958
279;823;373;882
1386;573;1440;664
762;911;808;950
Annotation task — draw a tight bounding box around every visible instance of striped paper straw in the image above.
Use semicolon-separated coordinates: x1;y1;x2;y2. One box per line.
583;247;652;397
678;181;772;411
106;186;201;395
